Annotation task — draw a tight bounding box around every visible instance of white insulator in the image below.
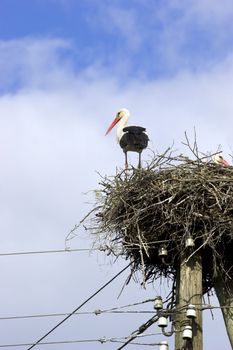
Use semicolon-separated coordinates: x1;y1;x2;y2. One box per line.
158;316;168;328
182;325;192;339
159;341;169;350
154;297;163;310
185;236;195;248
158;246;168;256
186;304;197;318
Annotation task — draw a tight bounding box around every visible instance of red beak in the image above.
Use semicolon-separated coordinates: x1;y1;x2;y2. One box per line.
105;116;120;135
222;159;230;166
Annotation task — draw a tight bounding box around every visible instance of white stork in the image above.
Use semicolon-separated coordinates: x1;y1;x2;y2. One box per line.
105;108;149;169
212;153;229;166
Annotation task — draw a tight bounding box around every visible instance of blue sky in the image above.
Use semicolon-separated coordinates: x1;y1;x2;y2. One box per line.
1;0;233;87
0;1;232;349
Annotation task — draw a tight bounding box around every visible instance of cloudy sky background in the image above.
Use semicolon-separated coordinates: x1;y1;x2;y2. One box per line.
0;0;233;348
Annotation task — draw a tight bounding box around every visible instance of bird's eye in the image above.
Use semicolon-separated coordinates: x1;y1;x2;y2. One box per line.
219;155;223;159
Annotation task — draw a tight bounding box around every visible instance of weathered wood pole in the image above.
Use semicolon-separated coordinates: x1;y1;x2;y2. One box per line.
175;250;203;350
214;273;233;348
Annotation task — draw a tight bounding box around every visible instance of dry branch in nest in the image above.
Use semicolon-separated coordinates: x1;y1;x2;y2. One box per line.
76;147;233;293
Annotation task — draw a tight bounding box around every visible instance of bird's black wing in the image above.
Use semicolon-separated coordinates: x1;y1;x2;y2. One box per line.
123;126;146;133
120;126;149;151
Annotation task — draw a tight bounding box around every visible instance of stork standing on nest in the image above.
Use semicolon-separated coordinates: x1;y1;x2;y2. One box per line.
105;108;149;169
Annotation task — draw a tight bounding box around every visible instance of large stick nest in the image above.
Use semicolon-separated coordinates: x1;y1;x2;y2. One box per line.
82;149;233;293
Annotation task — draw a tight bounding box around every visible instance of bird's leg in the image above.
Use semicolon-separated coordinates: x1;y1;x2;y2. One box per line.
138;152;142;169
125;152;128;170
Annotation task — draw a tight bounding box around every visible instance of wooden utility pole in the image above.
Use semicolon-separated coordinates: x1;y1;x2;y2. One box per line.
214;274;233;347
175;250;203;350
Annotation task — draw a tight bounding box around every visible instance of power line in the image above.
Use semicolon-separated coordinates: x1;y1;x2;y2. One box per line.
99;298;156;312
0;310;155;321
0;332;165;348
0;301;225;347
1;303;225;322
0;248;97;257
117;314;159;350
0;337;164;348
27;263;131;350
0;239;171;258
0;304;227;322
0;298;156;321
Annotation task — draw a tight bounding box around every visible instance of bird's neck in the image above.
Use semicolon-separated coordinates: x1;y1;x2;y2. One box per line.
116;115;128;142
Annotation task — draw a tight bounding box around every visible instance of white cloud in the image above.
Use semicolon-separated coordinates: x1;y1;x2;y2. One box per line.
187;0;233;22
102;6;142;50
153;0;233;72
88;0;233;75
0;38;74;91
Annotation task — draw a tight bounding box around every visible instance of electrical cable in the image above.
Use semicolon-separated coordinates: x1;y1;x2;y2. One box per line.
0;298;157;321
0;239;171;258
0;332;165;348
0;310;155;321
2;302;224;323
1;298;225;347
116;314;159;350
0;338;163;348
26;262;131;350
0;248;96;257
